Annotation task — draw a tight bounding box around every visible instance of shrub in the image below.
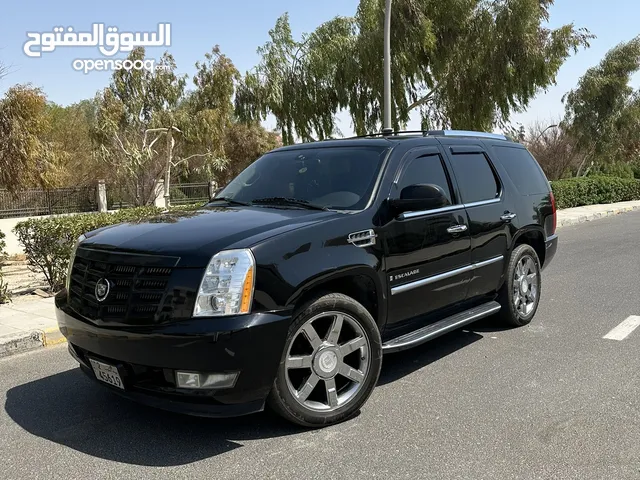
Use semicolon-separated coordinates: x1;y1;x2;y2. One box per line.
551;176;640;209
13;206;166;292
0;229;9;303
587;162;636;180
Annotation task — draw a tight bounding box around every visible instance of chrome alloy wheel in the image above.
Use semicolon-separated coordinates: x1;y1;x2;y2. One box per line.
285;311;371;412
513;255;539;317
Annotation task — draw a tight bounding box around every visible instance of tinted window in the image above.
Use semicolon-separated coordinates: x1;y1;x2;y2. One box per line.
396;154;453;204
448;153;499;204
215;145;389;210
492;146;550;195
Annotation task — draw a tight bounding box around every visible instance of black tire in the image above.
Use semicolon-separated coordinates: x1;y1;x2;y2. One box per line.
497;244;542;327
267;292;383;428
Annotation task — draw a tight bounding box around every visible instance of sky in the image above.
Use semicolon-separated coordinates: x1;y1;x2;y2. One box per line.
1;0;639;136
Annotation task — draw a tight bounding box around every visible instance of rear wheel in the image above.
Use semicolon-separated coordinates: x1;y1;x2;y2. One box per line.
267;293;382;427
497;244;542;327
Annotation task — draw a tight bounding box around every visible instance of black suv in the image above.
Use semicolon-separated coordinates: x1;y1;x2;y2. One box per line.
55;130;558;427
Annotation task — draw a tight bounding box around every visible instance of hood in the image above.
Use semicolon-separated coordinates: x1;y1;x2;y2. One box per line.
81;205;337;267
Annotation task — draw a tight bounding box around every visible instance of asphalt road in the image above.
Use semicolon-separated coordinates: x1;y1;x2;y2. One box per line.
2;211;640;480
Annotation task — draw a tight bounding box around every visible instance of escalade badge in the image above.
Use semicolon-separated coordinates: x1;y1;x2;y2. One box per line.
95;278;110;302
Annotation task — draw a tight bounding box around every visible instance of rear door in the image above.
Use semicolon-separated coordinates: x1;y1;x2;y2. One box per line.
441;143;514;300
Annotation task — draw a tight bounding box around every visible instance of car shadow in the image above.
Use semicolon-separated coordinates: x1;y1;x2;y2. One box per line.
4;318;502;466
4;368;302;467
378;328;485;386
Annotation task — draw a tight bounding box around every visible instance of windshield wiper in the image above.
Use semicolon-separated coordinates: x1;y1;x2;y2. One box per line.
251;197;329;211
208;196;252;206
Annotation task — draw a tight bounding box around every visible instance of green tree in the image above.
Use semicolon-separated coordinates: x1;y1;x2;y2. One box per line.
238;1;593;140
152;46;245;196
346;0;594;132
174;45;241;184
93;47;188;206
216;122;282;186
42;99;101;187
0;85;51;192
235;13;354;144
563;36;640;175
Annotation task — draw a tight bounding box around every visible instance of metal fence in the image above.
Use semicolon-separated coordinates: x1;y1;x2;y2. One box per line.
0;187;98;219
106;184;138;210
0;182;213;219
170;183;210;206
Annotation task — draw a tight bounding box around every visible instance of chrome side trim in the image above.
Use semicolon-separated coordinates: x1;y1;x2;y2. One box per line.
390;254;504;295
463;198;501;208
473;255;504;269
398;204;464;220
391;264;473;295
546;234;558;243
396;197;501;220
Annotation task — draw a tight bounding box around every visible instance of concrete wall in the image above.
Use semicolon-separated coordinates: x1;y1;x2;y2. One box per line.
0;213;83;256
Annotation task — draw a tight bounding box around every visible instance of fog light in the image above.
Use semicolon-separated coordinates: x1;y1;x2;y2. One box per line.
175;371;239;389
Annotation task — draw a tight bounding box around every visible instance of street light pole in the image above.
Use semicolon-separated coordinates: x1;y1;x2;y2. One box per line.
382;0;393;136
534;124;558;143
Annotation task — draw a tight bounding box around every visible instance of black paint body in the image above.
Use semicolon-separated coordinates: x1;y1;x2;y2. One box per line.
55;134;558;417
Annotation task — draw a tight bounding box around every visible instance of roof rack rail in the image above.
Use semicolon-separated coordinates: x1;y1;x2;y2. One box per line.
430;130;510;141
340;129;510;141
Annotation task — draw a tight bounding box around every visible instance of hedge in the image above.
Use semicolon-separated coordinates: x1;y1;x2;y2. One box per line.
12;205;197;292
13;202;208;292
551;176;640;209
0;229;9;303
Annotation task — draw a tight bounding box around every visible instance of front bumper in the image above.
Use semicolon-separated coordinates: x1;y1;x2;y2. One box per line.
55;291;292;418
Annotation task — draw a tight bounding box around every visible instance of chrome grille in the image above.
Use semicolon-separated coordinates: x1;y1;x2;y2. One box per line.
68;248;177;325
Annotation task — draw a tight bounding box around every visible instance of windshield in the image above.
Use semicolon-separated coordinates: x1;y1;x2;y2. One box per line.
212;145;390;211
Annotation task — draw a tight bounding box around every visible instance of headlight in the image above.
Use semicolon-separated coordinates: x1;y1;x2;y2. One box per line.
193;249;256;317
66;234;86;292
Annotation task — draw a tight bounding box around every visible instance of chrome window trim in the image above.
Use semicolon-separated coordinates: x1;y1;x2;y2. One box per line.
462;197;501;209
390;255;504;295
398;204;464;220
397;197;502;220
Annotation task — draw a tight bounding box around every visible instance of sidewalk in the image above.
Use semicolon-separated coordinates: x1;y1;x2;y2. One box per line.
1;199;640;359
556;199;640;227
0;296;64;358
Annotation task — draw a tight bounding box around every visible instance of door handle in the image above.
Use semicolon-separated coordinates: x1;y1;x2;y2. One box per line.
500;212;517;221
447;224;468;234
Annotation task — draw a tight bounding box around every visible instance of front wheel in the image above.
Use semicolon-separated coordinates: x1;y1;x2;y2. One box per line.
267;293;382;427
497;244;542;327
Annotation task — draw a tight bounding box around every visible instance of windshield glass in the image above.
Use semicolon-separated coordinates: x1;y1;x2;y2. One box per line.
212;145;390;210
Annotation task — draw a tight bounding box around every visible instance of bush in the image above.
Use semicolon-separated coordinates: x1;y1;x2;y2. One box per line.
587;162;636;180
551;176;640;209
13;206;165;292
0;229;9;303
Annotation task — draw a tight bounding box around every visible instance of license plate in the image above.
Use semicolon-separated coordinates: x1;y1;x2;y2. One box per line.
89;358;125;390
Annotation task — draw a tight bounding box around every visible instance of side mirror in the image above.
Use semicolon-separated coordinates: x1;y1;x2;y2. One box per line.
389;183;451;214
210;187;224;199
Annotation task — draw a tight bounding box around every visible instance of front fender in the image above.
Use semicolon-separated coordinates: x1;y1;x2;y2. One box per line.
286;262;386;324
250;218;387;326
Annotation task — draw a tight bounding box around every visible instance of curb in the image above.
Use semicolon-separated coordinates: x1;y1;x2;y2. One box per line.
0;326;66;359
557;204;640;228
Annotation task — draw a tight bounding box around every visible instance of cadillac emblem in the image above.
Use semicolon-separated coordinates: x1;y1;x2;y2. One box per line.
95;278;110;302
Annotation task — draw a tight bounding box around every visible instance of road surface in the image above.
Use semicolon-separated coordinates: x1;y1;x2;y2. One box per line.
2;211;640;479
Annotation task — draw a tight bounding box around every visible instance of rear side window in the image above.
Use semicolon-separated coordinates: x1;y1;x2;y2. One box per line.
492;146;550;195
447;153;500;204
